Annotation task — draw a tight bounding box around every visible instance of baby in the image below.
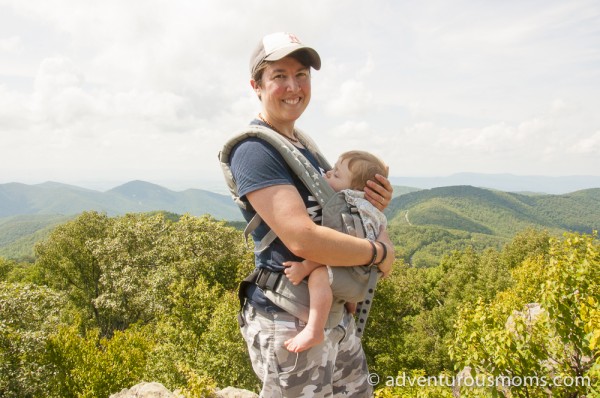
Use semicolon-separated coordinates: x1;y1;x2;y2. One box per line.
283;150;388;353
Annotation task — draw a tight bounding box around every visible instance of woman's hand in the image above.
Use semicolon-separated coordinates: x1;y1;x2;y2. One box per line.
364;173;393;211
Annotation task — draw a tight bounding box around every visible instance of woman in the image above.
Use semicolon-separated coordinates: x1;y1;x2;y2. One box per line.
228;32;395;397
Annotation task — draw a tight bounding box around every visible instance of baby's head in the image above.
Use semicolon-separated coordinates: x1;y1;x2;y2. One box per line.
325;150;388;192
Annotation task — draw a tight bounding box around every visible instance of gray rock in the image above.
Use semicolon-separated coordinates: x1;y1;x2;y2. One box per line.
216;386;258;398
109;382;175;398
109;382;257;398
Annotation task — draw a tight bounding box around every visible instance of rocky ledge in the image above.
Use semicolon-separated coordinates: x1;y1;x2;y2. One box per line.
110;382;258;398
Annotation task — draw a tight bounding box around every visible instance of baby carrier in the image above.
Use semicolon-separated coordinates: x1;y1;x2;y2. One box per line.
218;125;379;337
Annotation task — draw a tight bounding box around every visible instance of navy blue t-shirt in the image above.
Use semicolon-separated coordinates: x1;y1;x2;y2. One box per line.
230;120;327;308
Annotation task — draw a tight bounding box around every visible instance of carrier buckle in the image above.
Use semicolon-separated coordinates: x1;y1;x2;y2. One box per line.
255;268;283;292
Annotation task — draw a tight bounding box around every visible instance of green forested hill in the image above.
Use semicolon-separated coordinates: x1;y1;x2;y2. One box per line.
0;214;75;260
534;188;600;232
385;186;600;267
386;185;599;235
2;183;599;263
0;181;243;260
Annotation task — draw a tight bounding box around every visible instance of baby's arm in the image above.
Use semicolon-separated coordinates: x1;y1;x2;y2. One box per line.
283;260;324;285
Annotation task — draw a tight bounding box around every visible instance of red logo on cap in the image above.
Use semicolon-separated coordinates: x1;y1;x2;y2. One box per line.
288;33;301;44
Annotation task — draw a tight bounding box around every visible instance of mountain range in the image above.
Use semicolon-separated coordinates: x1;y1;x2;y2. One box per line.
382;185;600;267
1;180;599;262
0;180;243;221
385;185;600;236
389;173;600;195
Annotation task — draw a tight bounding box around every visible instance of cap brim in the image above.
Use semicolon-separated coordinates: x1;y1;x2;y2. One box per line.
264;46;321;70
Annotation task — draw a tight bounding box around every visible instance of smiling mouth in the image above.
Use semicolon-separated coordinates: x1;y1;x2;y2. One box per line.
283;98;301;105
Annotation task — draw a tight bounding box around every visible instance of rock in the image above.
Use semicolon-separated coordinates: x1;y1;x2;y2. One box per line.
505;302;545;335
109;382;175;398
216;386;259;398
451;366;471;398
109;382;257;398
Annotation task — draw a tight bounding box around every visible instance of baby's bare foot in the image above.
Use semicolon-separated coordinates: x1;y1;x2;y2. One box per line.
284;326;324;353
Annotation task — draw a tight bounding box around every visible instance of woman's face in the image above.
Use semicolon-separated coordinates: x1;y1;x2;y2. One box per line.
252;56;311;126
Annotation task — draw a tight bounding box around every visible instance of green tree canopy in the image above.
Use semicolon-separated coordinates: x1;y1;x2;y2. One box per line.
450;232;599;397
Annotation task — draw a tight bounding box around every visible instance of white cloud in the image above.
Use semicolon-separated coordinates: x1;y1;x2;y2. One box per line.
34;57;83;94
0;0;599;187
0;84;28;129
0;36;22;53
323;54;375;117
330;120;371;139
570;131;600;154
325;79;373;117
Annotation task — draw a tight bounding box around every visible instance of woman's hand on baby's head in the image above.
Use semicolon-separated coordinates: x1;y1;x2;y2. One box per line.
364;174;393;211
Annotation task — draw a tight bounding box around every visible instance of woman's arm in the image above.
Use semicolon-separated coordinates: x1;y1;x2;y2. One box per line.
247;184;391;267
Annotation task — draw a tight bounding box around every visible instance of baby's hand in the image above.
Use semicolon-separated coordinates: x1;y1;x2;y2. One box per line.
283;260;319;285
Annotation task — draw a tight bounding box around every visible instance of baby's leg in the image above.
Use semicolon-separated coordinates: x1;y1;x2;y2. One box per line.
284;266;332;353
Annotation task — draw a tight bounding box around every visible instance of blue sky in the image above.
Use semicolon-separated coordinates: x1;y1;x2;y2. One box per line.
1;0;599;190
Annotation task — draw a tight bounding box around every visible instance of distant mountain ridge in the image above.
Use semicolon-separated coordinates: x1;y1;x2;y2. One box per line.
2;181;599;262
0;180;243;221
390;173;600;194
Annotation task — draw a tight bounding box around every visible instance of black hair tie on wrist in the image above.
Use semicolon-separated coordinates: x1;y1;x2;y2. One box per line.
363;240;377;266
374;241;388;266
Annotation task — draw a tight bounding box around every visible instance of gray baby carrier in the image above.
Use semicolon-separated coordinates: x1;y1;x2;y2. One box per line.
218;125;379;337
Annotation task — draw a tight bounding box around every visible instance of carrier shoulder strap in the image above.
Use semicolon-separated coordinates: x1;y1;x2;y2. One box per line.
219;124;334;206
219;125;336;251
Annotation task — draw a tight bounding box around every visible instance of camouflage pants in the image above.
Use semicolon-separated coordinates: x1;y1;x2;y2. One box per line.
240;302;373;397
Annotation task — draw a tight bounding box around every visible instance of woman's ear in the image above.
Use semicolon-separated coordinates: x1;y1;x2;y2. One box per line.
250;79;262;100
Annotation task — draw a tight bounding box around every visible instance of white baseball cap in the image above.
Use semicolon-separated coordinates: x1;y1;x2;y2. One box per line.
250;32;321;77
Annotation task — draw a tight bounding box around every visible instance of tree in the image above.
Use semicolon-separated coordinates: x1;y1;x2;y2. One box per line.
0;258;11;280
164;214;252;291
0;283;69;398
150;214;258;391
45;323;153;398
366;228;555;387
88;212;172;334
450;232;599;397
32;211;257;393
35;211;110;332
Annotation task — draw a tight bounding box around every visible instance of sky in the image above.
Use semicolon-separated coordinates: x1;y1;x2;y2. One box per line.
1;0;599;192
